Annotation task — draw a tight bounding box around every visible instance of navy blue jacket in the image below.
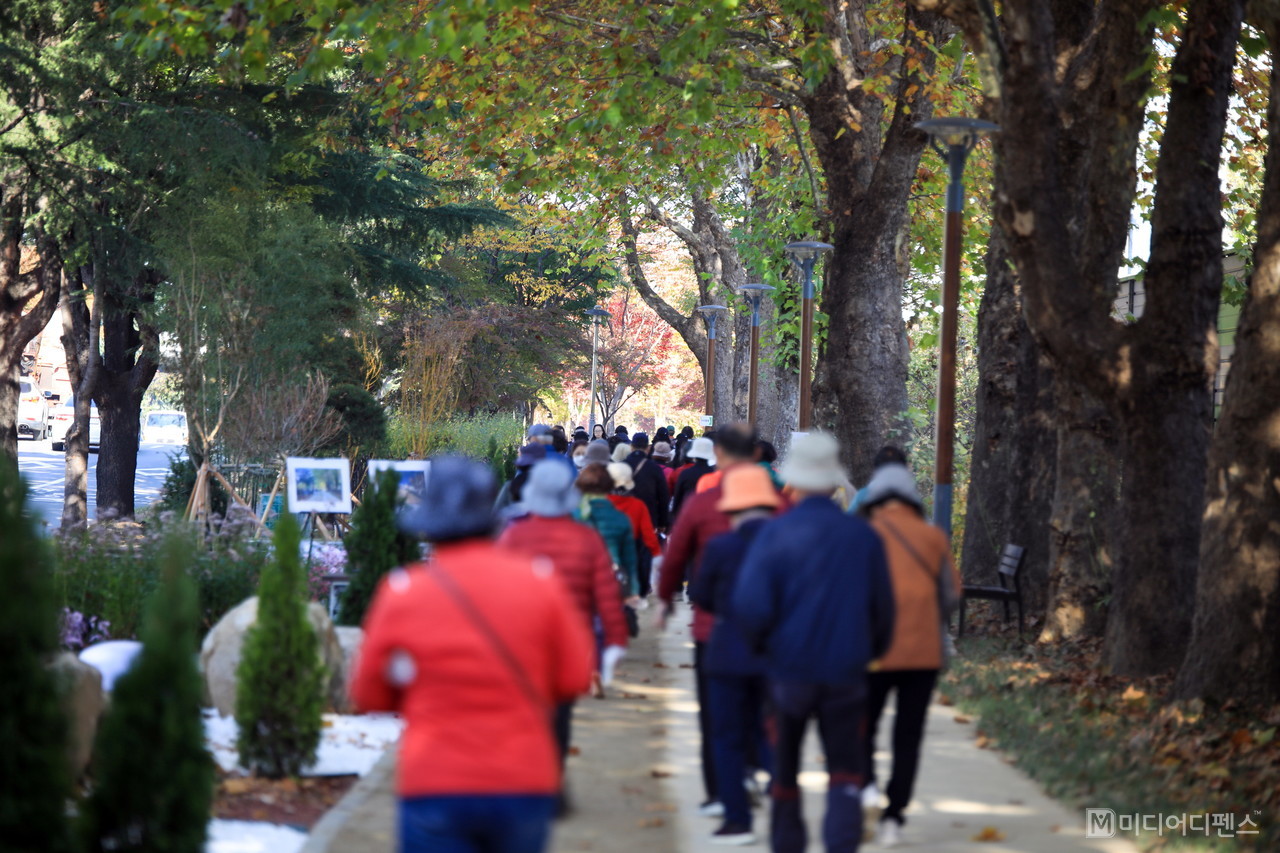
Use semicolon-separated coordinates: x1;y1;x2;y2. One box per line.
688;519;771;677
733;497;895;688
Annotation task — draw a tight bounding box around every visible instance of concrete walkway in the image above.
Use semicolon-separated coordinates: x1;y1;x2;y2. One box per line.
302;602;1139;852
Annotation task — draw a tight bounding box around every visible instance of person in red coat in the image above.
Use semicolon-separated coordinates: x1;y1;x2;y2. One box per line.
351;456;594;853
606;461;662;597
498;461;629;780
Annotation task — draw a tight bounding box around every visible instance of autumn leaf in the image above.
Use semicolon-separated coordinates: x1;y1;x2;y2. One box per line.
972;826;1006;842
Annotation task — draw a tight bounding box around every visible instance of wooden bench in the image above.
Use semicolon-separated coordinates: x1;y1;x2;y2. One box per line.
958;544;1026;636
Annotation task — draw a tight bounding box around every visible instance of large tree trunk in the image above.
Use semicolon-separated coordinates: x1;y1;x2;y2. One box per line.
0;194;61;468
94;271;160;518
960;224;1059;613
806;2;945;484
1176;56;1280;705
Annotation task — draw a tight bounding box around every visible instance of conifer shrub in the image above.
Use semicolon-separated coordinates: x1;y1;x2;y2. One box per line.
0;465;72;853
235;512;324;778
337;467;420;626
82;536;213;853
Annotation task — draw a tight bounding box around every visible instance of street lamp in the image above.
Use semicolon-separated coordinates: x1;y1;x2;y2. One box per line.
695;304;730;429
784;240;834;432
916;116;999;538
585;305;611;434
739;283;776;426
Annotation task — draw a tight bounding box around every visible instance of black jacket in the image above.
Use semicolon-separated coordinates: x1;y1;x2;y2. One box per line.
671;460;713;520
625;450;670;529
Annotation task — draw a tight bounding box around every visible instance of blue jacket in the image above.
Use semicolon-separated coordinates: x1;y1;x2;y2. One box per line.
689;518;771;677
733;497;895;688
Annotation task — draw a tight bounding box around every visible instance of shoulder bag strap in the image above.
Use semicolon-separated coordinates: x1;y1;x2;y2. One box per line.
878;519;940;583
425;564;550;720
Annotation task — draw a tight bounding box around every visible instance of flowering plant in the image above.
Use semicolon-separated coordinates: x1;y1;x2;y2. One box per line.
61;608;111;651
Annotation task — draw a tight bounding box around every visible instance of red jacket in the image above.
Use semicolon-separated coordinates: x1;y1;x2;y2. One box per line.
666;463;691;493
351;541;594;797
607;494;662;556
498;515;630;648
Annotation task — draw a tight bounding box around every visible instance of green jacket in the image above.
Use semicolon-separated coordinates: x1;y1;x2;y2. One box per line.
574;496;639;595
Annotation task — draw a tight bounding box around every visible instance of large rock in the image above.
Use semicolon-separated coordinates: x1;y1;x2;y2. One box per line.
200;597;346;715
334;626;364;709
48;652;105;781
79;640;144;692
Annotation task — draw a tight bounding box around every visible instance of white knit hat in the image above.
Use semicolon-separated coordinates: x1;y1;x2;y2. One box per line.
607;461;635;492
688;436;717;464
781;431;848;492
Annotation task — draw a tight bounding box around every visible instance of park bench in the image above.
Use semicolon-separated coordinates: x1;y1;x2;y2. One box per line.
958;544;1026;636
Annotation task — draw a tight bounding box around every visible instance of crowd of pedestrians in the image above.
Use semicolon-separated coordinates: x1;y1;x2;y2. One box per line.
351;418;960;853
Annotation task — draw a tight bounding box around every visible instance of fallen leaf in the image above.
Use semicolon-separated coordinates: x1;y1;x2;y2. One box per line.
650;769;672;778
972;826;1006;842
568;746;581;756
1049;824;1061;833
937;693;954;706
1121;685;1146;703
645;802;678;812
975;735;992;749
1231;729;1253;749
954;714;972;724
652;662;667;668
636;817;665;828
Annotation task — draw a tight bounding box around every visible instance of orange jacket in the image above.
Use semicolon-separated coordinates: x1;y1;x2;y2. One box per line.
351;541;594;797
869;503;961;671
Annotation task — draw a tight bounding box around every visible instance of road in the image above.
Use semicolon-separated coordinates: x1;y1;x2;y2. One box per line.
16;437;182;530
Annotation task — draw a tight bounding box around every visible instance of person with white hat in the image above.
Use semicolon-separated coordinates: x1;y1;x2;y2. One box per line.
672;436;717;520
733;432;896;853
606;462;662;590
858;462;961;848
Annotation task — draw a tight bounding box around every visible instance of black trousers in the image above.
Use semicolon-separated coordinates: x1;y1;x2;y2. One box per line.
553;701;575;767
864;669;938;824
694;641;718;801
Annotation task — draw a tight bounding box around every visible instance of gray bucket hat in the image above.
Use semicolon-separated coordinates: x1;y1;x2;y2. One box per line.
862;462;922;510
520;461;580;517
398;455;498;541
583;439;612;466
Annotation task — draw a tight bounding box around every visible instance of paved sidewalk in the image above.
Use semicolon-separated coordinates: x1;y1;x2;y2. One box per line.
656;611;1139;852
302;602;1139;852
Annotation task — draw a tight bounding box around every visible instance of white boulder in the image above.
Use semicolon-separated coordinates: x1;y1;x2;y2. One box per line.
48;652;105;780
79;640;144;692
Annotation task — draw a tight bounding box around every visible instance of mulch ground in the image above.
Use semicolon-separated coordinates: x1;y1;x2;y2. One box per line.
213;769;359;829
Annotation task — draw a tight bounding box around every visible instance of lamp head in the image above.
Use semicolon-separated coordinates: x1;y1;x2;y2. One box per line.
784;241;834;262
695;304;730;317
915;117;1000;148
585;305;611;323
739;283;776;304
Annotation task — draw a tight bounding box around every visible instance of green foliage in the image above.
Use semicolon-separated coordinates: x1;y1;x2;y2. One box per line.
82;538;213;853
337;468;420;626
53;516;266;641
385;411;525;466
325;383;388;454
156;456;227;518
0;466;72;853
236;513;324;778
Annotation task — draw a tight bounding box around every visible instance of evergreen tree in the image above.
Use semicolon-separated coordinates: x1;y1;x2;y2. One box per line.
236;512;324;778
337;468;420;626
82;534;213;853
0;465;71;853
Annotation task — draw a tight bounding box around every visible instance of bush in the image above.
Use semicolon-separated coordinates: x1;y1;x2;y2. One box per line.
52;511;267;642
385;411;524;464
337;468;420;626
156;455;228;517
325;383;387;452
82;537;213;853
0;465;72;853
235;513;325;778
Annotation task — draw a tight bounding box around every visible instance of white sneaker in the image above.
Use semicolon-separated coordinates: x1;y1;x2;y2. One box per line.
861;785;881;842
861;783;880;809
877;818;903;848
698;800;725;818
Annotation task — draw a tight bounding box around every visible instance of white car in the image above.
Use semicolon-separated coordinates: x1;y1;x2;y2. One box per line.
51;399;100;451
141;410;188;445
17;380;49;440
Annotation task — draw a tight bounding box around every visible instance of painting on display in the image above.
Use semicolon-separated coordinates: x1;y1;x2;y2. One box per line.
285;457;353;514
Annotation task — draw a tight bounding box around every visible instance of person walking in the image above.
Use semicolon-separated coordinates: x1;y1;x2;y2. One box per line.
591;424;607;440
688;465;780;846
351;456;594;853
498;462;629;810
859;463;960;848
672;436;716;520
734;433;896;853
494;443;546;514
575;463;640;625
625;432;671;535
607;461;662;598
657;423;766;818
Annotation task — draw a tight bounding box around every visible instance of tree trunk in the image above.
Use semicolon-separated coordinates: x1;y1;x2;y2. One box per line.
94;272;160;519
1040;383;1117;641
960;224;1059;613
59;265;98;528
1176;57;1280;705
805;3;946;484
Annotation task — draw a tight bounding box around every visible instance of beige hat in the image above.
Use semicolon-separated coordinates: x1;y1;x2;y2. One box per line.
607;461;635;491
611;442;632;464
781;431;849;492
688;436;717;464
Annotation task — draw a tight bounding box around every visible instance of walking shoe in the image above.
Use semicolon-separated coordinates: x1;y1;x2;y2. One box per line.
698;800;725;818
744;773;764;809
711;824;757;845
861;784;881;841
877;817;903;848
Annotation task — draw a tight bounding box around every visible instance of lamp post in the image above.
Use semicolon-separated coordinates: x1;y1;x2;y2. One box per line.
784;240;834;431
739;283;776;425
585;305;611;433
916;116;999;538
695;304;730;428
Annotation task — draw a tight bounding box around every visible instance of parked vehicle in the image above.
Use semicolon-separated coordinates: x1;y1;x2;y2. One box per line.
51;399;100;451
17;380;49;441
141;410;188;445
